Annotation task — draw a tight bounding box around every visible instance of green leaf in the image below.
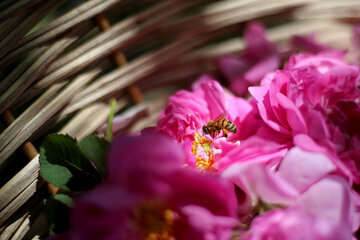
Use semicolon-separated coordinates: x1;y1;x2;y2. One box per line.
44;197;70;235
54;193;73;208
40;134;101;191
78;135;109;177
107;98;117;142
39;142;75;191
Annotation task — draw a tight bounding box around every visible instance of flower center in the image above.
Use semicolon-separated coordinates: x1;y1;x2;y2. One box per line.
192;132;215;171
136;203;175;240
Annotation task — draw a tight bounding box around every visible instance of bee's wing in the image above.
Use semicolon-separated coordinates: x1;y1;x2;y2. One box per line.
213;112;228;121
206;120;216;127
206;112;228;127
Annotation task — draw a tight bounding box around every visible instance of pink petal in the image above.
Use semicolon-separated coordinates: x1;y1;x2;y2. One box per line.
246;207;353;240
218;56;248;82
223;162;299;205
295;175;355;230
278;147;336;193
226;96;253;122
178;205;237;240
243;22;278;62
214;136;287;170
168;170;237;217
276;92;307;134
229;77;250;95
248;85;269;103
193;76;227;119
108;134;185;194
244;55;280;84
268;71;291;129
291;34;332;54
294;134;354;182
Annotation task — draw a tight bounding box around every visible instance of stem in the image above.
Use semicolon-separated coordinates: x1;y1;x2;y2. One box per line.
106;98;117;142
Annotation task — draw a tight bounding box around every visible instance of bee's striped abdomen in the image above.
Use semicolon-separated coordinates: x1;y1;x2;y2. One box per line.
218;119;237;133
228;121;237;133
218;119;225;127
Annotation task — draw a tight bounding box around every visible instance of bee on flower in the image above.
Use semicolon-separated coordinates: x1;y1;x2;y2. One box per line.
154;75;258;172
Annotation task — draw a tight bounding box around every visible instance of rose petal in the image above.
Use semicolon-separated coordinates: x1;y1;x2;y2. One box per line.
223;162;299;205
278;147;336;193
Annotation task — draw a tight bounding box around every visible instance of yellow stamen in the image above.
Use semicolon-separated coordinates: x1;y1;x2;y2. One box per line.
192;132;215;171
137;204;175;240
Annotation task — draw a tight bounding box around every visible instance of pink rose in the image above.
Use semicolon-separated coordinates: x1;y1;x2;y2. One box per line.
291;34;333;54
65;134;238;240
224;147;359;239
156;75;259;172
284;52;360;109
249;51;360;183
244;206;353;240
219;22;280;95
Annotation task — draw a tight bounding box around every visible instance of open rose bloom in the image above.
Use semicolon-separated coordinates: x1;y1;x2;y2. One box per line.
62;134;238;240
62;24;360;239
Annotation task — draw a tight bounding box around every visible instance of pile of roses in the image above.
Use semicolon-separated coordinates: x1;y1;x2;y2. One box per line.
58;23;360;239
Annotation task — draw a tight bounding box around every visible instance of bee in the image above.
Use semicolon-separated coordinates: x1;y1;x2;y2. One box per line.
202;113;237;138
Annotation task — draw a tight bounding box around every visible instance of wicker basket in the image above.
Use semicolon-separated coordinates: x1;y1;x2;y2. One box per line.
0;0;359;239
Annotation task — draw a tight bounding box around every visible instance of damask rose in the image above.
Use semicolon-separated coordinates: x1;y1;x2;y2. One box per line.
155;75;259;172
218;22;280;95
64;134;238;240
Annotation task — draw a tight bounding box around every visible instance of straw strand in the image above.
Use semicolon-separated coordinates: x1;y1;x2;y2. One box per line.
93;12;144;104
